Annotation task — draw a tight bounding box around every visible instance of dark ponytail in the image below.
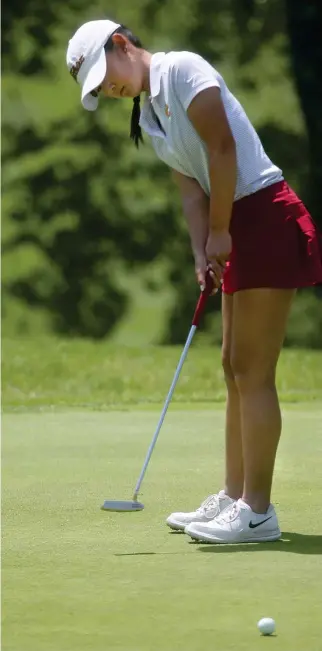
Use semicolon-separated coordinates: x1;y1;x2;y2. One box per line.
130;96;143;148
105;24;144;148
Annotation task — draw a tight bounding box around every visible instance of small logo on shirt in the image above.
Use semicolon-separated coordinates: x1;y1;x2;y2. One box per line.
165;104;171;118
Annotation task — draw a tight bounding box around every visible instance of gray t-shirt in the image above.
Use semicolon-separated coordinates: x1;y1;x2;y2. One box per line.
140;51;283;200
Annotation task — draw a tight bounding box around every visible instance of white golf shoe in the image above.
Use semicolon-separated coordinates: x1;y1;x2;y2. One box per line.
185;498;281;543
166;490;235;532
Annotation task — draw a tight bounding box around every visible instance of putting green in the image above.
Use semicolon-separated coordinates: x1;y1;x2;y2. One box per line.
2;407;322;651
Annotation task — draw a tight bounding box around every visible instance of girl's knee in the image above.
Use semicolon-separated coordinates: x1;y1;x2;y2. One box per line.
230;354;276;393
222;346;235;385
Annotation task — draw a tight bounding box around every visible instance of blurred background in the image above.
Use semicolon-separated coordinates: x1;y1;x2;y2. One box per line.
2;0;322;348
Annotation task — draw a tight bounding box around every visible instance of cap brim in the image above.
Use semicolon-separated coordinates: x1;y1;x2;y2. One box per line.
81;48;107;111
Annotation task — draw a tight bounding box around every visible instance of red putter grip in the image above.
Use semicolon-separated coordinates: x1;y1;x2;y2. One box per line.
192;269;214;327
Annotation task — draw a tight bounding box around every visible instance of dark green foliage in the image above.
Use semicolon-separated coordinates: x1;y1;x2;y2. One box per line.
2;1;322;344
285;0;322;222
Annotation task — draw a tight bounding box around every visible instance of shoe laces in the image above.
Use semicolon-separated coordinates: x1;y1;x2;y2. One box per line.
197;494;220;515
217;501;239;524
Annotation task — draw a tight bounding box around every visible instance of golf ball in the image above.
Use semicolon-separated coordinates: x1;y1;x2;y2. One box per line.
257;617;275;636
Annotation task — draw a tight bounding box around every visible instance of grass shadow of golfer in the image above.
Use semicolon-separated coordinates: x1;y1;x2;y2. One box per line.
114;551;190;557
195;532;322;555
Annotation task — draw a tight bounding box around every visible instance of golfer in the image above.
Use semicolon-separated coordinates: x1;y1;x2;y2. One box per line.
66;19;322;543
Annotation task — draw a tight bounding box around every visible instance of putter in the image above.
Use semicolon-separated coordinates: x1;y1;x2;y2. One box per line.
101;270;214;513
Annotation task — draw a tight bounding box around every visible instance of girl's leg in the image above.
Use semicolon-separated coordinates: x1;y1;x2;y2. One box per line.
221;292;243;499
231;288;295;513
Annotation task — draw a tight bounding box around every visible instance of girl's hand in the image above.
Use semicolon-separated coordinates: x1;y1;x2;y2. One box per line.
206;229;232;275
195;253;221;294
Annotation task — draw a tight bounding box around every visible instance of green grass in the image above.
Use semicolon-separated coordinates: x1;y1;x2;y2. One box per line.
2;337;322;411
2;339;322;650
2;408;322;651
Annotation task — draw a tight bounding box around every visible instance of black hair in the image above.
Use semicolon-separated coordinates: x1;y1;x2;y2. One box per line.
105;25;144;148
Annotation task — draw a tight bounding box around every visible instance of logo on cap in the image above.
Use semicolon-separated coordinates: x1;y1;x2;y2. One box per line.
70;55;85;82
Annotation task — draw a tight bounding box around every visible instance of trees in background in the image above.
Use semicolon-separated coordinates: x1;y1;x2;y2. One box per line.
285;0;322;227
2;0;321;342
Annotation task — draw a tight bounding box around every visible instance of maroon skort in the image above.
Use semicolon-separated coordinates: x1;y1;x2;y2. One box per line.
222;180;322;294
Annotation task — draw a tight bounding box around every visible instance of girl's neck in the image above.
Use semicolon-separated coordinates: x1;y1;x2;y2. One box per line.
140;50;153;93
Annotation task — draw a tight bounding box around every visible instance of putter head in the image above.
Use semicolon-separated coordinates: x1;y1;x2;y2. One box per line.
100;500;144;513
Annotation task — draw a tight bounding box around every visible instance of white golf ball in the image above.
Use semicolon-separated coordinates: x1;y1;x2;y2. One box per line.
257;617;276;636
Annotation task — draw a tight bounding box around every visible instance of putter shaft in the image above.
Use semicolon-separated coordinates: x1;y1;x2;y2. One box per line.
132;324;197;500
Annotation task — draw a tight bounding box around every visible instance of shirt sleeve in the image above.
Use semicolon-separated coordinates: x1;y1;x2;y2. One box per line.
170;51;221;111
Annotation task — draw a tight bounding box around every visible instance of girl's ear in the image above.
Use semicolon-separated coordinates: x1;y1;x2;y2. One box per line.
111;33;128;52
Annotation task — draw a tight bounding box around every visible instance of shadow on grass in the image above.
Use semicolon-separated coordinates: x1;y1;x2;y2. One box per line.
196;532;322;555
114;551;189;556
113;532;321;557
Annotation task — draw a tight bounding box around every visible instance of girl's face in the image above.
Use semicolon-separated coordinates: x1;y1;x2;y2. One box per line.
98;34;144;100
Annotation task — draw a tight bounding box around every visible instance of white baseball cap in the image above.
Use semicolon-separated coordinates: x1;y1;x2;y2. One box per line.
66;20;120;111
